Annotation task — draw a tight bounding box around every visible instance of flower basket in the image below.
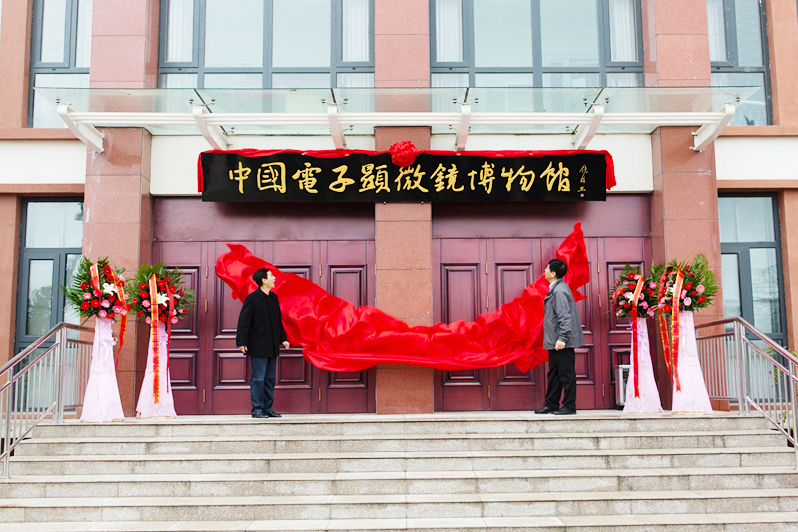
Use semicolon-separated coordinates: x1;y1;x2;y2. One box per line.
61;257;129;422
127;263;195;419
611;266;661;412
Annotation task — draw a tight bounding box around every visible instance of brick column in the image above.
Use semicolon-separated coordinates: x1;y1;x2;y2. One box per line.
765;0;798;125
0;196;21;368
644;1;724;409
0;0;33;127
82;0;159;415
373;1;432;413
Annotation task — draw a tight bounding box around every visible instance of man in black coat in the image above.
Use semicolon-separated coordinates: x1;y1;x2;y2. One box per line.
535;258;585;415
236;268;290;418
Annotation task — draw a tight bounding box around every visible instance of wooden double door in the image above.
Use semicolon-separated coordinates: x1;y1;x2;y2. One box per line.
156;239;376;415
433;236;651;411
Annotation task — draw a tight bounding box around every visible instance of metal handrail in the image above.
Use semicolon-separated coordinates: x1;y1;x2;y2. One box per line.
1;322;94;478
696;316;798;469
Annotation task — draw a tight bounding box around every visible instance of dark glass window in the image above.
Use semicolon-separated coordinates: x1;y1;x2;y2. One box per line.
431;0;643;88
159;0;375;89
719;195;786;345
707;0;770;125
29;0;92;127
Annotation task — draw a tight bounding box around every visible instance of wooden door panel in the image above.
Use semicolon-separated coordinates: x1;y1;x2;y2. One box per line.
155;242;203;415
321;241;375;414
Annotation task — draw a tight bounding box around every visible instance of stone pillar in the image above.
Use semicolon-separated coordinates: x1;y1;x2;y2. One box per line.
374;128;433;414
765;0;798;125
0;0;33;127
82;0;158;415
83;129;153;416
0;196;21;368
372;1;433;413
644;1;724;409
779;191;798;351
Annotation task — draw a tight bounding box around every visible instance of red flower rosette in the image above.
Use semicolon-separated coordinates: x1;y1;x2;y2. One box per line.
389;141;420;167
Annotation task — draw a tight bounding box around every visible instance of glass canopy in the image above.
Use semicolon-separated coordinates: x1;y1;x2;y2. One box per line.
35;86;761;136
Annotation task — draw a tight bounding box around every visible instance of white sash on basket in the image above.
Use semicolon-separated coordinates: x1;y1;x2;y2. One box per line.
80;318;125;422
623;317;663;413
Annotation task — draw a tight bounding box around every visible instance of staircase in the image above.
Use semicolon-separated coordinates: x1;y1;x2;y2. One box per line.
1;412;797;531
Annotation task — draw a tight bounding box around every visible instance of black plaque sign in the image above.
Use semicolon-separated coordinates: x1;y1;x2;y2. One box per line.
199;149;612;202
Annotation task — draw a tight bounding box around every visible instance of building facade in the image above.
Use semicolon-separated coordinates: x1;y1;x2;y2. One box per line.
1;0;797;416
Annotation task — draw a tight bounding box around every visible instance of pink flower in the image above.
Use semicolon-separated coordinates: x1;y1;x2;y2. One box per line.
641;301;649;309
684;297;692;306
616;309;623;316
145;317;151;324
649;282;656;289
648;308;656;317
101;300;111;308
93;290;100;297
82;293;91;300
142;300;151;308
112;306;122;314
178;308;184;314
170;317;178;324
98;310;107;318
696;285;705;294
681;290;687;299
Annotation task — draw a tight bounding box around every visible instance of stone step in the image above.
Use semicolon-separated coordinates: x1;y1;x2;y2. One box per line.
2;512;798;531
8;446;795;476
2;489;798;523
28;413;773;440
2;467;796;499
13;429;785;456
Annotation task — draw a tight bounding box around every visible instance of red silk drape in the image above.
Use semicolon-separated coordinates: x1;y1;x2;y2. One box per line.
216;223;589;373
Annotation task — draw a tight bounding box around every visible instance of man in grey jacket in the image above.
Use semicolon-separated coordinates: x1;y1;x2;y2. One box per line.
535;259;585;415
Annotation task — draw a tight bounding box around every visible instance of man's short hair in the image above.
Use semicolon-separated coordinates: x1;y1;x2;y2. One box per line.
252;268;271;287
548;259;567;279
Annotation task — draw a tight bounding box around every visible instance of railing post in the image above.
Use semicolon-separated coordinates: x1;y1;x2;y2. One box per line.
53;327;67;424
734;321;749;415
2;379;12;479
791;364;798;470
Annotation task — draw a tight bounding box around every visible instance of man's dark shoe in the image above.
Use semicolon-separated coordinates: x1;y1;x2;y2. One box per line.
252;412;269;418
553;408;576;415
534;406;557;414
265;410;282;418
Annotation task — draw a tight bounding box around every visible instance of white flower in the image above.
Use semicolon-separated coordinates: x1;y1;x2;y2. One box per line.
102;283;117;295
624;292;634;300
156;292;169;305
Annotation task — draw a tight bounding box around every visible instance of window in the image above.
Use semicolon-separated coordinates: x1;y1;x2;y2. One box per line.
29;0;92;128
707;0;770;125
159;0;374;89
431;0;643;87
719;195;786;345
15;201;84;355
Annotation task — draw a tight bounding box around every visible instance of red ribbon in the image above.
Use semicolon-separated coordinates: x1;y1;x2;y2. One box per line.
657;271;673;384
671;269;684;392
166;289;175;394
89;264;101;293
630;277;645;398
148;274;160;404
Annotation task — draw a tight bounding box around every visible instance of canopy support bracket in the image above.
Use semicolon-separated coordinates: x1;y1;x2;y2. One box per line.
692;104;735;152
193;105;230;150
570;105;604;150
57;104;105;153
456;104;471;151
328;105;347;149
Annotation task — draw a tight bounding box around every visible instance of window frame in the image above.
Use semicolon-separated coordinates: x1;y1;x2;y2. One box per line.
719;193;787;347
429;0;644;87
28;0;90;127
15;199;84;355
710;0;772;125
157;0;376;88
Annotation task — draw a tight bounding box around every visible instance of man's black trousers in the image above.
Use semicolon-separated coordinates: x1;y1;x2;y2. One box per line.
250;356;277;415
544;347;577;411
